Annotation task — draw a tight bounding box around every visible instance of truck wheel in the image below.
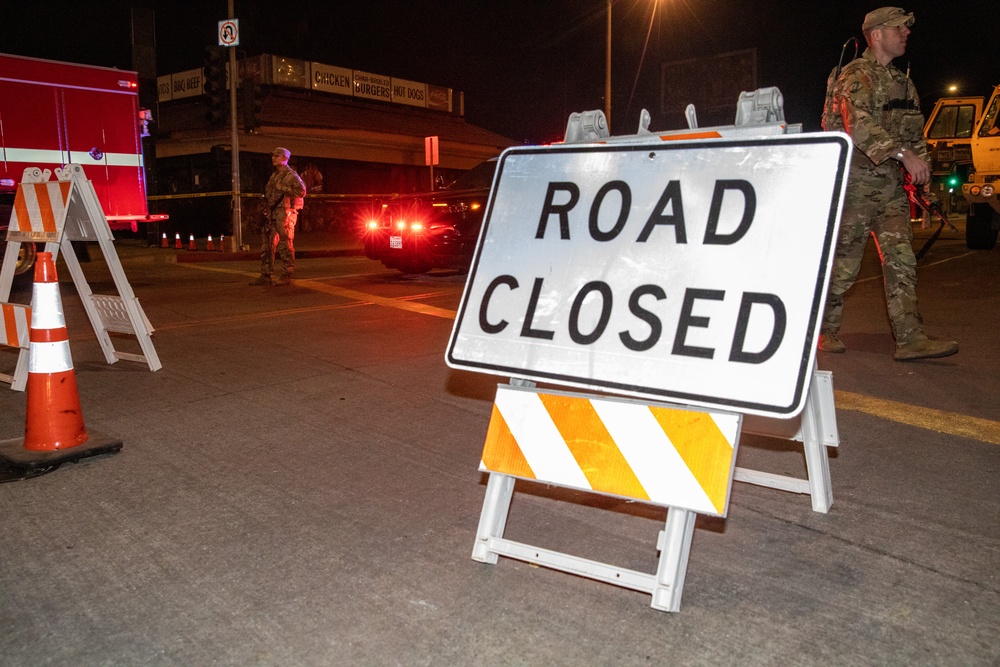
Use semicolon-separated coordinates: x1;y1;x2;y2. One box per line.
0;234;37;284
965;204;998;250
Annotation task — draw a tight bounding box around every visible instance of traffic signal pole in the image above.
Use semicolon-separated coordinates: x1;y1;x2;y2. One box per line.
227;0;243;251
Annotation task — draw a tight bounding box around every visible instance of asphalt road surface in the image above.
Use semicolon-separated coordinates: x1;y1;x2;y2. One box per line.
1;223;997;666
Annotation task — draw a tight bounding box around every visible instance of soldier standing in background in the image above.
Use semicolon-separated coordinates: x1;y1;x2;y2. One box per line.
300;163;324;233
250;147;306;287
819;6;958;361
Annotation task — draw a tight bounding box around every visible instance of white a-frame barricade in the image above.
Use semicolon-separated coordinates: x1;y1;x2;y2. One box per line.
474;382;741;612
446;90;852;611
0;165;160;389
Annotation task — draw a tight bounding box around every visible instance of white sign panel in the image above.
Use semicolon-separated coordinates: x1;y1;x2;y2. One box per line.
157;74;172;102
446;134;851;417
311;62;353;96
218;19;239;47
353;70;391;102
391;77;427;108
169;68;204;100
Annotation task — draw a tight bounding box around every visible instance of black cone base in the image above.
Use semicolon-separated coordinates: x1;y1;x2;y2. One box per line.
0;431;123;481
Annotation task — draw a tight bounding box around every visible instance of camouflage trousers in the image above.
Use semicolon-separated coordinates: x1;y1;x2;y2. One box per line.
260;209;298;277
821;165;923;344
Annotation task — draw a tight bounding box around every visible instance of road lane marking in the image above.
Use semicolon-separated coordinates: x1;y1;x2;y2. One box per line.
294;279;457;319
175;262;999;445
176;263;458;319
835;390;1000;445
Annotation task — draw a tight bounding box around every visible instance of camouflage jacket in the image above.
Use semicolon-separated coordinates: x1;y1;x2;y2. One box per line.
823;49;928;167
264;165;307;212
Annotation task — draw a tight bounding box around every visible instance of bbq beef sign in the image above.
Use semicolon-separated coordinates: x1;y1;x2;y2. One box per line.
446;135;851;417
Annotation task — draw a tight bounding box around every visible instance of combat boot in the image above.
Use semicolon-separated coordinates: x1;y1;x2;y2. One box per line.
272;274;293;287
893;337;959;361
817;332;846;353
249;274;272;286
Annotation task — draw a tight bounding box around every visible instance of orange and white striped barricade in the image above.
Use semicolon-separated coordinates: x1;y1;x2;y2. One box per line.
0;252;122;478
0;302;31;390
0;165;160;373
473;383;741;613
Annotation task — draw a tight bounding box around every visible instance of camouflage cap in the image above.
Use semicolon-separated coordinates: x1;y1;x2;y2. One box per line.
272;147;291;159
862;7;914;31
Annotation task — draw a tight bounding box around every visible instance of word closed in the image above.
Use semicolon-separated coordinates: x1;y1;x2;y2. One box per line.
447;136;851;416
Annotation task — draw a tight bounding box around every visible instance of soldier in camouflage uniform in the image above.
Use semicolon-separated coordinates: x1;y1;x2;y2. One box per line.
250;147;307;287
819;7;958;361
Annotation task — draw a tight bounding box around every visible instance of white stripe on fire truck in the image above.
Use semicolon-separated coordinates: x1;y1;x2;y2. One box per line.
4;148;142;167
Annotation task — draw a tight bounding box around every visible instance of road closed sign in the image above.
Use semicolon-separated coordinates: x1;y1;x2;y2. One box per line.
446;134;851;417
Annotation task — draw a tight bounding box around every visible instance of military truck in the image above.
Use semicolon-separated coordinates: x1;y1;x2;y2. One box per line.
957;85;1000;249
927;86;1000;249
922;95;983;215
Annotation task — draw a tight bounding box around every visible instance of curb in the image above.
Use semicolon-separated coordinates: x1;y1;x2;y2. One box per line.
174;247;365;263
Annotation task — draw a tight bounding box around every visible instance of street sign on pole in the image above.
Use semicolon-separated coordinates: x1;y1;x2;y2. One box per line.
425;135;439;190
446;134;851;417
218;19;239;47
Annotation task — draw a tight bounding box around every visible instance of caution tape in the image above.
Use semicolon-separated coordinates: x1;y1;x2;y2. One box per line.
147;192;393;202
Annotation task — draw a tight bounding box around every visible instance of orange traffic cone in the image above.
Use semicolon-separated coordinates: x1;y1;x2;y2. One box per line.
188;234;197;251
219;234;226;252
174;233;182;249
160;233;169;248
0;252;122;479
206;235;215;251
23;253;87;450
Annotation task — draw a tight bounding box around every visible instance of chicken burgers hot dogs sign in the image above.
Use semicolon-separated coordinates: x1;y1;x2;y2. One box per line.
446;134;851;417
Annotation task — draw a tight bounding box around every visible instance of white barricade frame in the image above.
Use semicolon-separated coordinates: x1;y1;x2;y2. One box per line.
473;379;743;612
454;98;848;612
0;165;160;379
0;302;31;390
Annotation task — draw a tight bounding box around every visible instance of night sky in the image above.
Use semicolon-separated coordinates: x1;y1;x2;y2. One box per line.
1;0;994;144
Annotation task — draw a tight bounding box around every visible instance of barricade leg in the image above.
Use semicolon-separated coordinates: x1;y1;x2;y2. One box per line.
801;392;833;513
472;472;515;564
651;508;696;612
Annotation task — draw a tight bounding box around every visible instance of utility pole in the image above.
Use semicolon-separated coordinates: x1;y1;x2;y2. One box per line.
227;0;243;250
605;0;612;130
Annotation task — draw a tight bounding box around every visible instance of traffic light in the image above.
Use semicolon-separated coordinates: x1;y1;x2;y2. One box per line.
202;47;227;125
242;81;263;132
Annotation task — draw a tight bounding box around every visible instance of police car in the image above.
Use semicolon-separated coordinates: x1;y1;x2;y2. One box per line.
362;159;496;274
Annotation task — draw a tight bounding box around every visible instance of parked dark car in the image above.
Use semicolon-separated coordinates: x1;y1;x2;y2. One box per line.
362;158;496;274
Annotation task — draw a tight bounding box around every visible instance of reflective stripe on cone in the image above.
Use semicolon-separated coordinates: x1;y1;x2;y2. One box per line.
22;252;89;451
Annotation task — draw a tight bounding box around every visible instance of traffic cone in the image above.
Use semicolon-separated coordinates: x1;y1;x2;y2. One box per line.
174;233;182;249
0;252;122;479
206;235;215;251
160;233;168;248
219;234;227;252
188;234;197;251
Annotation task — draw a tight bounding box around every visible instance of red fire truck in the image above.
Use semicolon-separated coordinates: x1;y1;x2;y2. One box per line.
1;52;156;279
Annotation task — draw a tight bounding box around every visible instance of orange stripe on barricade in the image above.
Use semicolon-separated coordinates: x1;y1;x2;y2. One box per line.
648;407;733;514
2;303;20;347
539;393;649;501
12;187;30;233
35;183;58;234
481;404;535;479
